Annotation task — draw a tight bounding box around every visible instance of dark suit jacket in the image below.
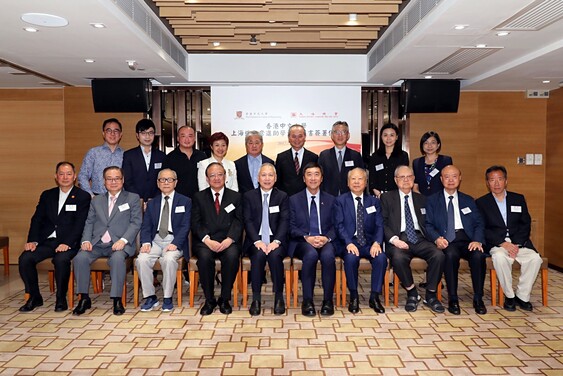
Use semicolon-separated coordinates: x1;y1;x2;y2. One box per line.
191;187;243;246
140;192;192;258
476;191;535;252
123;146;166;201
380;190;428;244
334;192;383;246
425;190;485;244
413;154;453;196
275;148;318;196
27;186;91;249
288;189;336;257
234;153;275;194
318;147;365;196
242;187;289;254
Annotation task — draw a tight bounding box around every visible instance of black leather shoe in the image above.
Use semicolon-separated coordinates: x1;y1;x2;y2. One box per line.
72;297;92;316
504;296;516;312
423;296;445;313
301;299;316;317
249;300;261;316
348;297;360;313
113;299;125;315
54;298;68;312
473;299;487;315
405;295;420;312
19;296;44;312
514;296;533;311
369;297;385;313
447;300;461;315
274;297;286;315
218;298;232;314
200;299;217;316
320;300;334;316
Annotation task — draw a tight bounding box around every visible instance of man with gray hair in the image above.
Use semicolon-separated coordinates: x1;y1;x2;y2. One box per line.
235;131;275;194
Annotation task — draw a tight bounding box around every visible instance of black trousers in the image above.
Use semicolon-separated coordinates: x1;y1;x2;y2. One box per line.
248;245;286;299
193;242;240;302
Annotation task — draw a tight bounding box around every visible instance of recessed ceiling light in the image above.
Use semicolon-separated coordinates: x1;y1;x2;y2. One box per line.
23;27;38;32
454;25;467;30
213;42;221;47
349;13;357;22
270;42;277;47
84;59;95;63
21;13;68;27
425;75;432;79
496;31;510;36
90;23;106;29
542;80;551;84
269;20;276;23
476;44;487;48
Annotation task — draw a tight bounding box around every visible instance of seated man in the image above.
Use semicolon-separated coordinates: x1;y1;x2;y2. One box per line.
191;162;243;316
476;165;543;311
380;166;445;313
137;169;191;312
243;163;289;316
73;166;142;316
19;161;91;312
289;162;337;317
334;167;387;314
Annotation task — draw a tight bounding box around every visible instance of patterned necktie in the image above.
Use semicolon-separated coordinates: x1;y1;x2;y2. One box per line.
404;195;418;244
101;195;116;243
446;195;455;242
214;192;220;215
309;196;320;236
356;197;366;246
337;150;343;172
158;196;170;238
294;152;300;174
261;193;270;244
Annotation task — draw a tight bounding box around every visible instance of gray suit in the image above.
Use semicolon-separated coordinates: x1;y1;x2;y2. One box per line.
74;190;142;297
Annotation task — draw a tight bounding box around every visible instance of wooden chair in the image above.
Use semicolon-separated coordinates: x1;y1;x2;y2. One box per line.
392;257;442;306
290;257;342;308
341;258;390;307
240;256;291;308
133;257;184;307
188;256;239;307
0;236;9;275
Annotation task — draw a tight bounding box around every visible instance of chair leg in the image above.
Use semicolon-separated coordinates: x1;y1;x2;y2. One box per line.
384;270;389;307
437;280;442;302
189;270;196;308
490;269;497;306
242;270;248;308
541;268;548;306
233;272;239;308
285;269;291;308
133;269;139;308
292;270;298;308
68;272;74;309
394;274;399;307
177;270;183;307
48;271;55;293
341;272;347;307
3;243;9;276
498;284;504;306
121;282;127;307
335;270;341;307
90;272;98;294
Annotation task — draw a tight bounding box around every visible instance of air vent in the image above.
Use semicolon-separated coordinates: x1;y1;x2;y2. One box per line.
423;47;502;75
496;0;563;31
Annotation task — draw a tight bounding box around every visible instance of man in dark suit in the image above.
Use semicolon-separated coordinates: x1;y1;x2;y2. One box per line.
73;166;142;316
318;121;365;196
243;163;289;316
19;162;91;312
191;162;243;315
334;167;387;314
381;166;445;313
275;124;318;196
235;131;275;194
123;119;166;202
425;165;487;315
476;165;542;311
137;168;191;312
289;162;337;316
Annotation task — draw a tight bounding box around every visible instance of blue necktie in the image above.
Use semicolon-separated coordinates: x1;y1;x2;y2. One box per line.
309;196;320;236
446;195;455;242
261;193;270;244
404;195;418;244
356;197;366;246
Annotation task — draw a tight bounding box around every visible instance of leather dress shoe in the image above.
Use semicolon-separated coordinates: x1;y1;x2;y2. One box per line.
515;296;533;311
113;299;125;315
369;297;385;313
503;296;516;312
320;299;334;316
273;297;286;315
301;299;316;317
447;300;461;315
19;296;44;312
473;299;487;315
348;297;360;313
54;298;68;312
72;297;92;316
249;300;261;316
200;299;217;316
218;298;232;314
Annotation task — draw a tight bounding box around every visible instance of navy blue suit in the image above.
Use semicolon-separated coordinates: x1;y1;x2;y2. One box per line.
425;190;487;300
123;146;166;201
412;154;453;196
289;189;337;301
234;154;275;194
318;147;365;196
334;192;387;295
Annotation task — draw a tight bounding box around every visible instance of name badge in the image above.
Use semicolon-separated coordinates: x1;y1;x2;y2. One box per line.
420;208;426;215
65;204;77;212
429;168;439;177
154;162;162;169
461;207;472;215
511;205;522;213
225;203;235;213
366;206;376;214
175;206;185;213
375;163;384;171
345;160;354;167
269;206;280;213
118;203;130;212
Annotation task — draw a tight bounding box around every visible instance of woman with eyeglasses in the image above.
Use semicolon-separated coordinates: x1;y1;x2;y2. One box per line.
197;132;239;191
412;131;453;196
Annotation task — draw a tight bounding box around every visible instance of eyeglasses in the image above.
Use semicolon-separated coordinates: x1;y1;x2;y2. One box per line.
104;177;123;182
104;128;122;134
208;173;225;179
158;177;177;183
139;131;155;136
333;131;348;136
396;175;414;180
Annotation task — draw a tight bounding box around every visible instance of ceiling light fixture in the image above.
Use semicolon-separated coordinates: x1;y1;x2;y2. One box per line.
496;31;510;36
270;42;277;47
269;20;276;23
542;80;551;83
23;27;38;32
476;44;487;48
249;35;258;45
454;25;467;30
90;23;106;29
213;42;221;47
84;59;95;63
425;75;433;79
349;13;357;22
21;13;68;27
126;60;138;70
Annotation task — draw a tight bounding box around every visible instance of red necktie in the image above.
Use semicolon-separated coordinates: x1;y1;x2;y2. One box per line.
214;192;220;215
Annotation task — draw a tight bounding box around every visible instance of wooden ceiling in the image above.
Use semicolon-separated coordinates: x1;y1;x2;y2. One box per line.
154;0;404;52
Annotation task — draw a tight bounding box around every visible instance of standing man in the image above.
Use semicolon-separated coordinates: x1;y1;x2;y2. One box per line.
137;169;191;312
235;131;275;194
318;121;364;196
163;126;207;199
243;163;289;316
78;118;124;196
425;165;487;315
334;168;387;314
19;162;91;312
289;162;337;316
476;166;542;311
191;162;243;316
275;124;318;196
380;166;445;313
123;119;166;202
73;166;142;316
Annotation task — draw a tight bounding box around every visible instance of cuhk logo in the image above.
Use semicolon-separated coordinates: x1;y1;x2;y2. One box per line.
236;111;243;119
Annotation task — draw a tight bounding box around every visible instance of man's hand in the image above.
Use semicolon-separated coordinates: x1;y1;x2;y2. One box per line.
435;237;449;250
305;236;329;249
204;238;221;252
255;241;269;254
500;241;519;258
55;244;70;253
24;242;37;252
346;243;359;256
266;242;280;254
393;239;409;250
165;244;178;252
112;239;126;251
140;244;151;253
217;237;234;253
82;241;93;251
468;241;483;252
370;242;382;257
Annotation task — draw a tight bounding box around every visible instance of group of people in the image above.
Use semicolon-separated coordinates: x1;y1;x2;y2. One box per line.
18;119;543;318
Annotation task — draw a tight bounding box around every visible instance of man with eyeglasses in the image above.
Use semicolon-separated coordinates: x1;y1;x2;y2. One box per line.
318;121;364;196
122;119;166;202
137;169;191;312
234;131;275;194
78;118;124;196
73;166;142;316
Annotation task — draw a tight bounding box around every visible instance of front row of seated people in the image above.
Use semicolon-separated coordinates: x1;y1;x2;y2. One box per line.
19;160;543;317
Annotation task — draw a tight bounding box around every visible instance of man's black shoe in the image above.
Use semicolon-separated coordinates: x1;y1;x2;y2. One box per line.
320;300;334;316
218;297;232;314
274;297;286;315
19;296;44;312
54;298;68;312
504;296;516;312
515;296;533;311
369;297;385;313
301;299;316;317
72;297;92;316
348;297;360;313
113;299;125;315
249;300;261;316
200;299;217;316
473;299;487;315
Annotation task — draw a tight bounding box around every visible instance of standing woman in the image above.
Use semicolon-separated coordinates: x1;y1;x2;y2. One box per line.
368;123;409;198
197;132;239;191
412;131;452;196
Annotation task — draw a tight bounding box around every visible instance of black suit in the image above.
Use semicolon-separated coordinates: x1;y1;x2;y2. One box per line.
122;146;166;201
318;147;364;196
380;190;444;292
234;154;275;194
19;186;91;300
275;148;318;196
243;187;289;298
191;187;243;302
